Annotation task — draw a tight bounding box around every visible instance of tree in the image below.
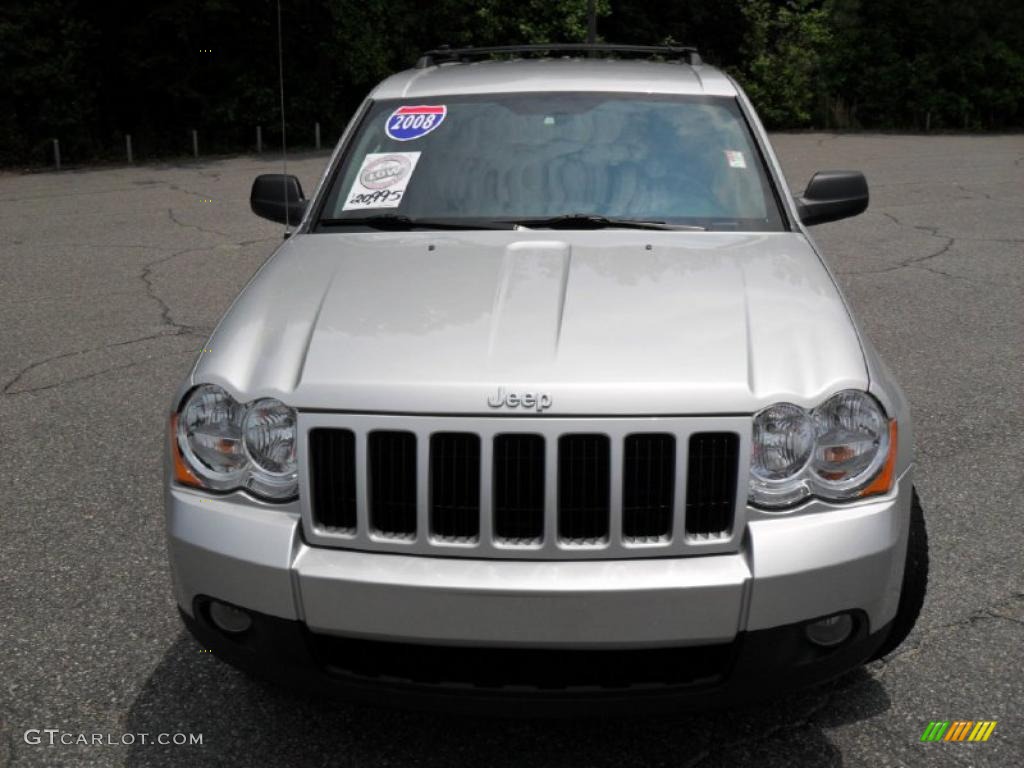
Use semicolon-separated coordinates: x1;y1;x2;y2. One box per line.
733;0;833;128
0;0;1021;165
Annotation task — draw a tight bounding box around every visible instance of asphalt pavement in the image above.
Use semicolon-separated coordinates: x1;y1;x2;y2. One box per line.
1;134;1022;767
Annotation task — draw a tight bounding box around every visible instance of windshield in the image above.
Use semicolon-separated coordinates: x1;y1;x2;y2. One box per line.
318;92;784;231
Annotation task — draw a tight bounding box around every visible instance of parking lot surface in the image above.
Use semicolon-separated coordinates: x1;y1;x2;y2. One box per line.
1;134;1022;767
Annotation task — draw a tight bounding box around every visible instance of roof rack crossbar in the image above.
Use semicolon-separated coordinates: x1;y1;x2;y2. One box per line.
416;44;702;69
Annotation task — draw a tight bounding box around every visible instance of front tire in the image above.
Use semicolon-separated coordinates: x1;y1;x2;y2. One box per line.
871;487;929;660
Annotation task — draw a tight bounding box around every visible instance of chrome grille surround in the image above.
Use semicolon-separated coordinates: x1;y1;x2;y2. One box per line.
299;413;751;560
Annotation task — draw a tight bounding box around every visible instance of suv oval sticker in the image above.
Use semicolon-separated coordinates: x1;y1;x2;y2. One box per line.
386;105;447;141
360;154;414;190
343;152;421;210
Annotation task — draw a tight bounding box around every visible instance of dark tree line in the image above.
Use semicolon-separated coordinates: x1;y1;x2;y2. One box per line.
1;0;1022;165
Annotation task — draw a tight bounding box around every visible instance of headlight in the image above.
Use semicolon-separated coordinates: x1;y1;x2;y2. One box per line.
172;385;298;501
810;390;890;497
749;390;896;508
750;403;814;506
176;384;247;490
242;398;298;499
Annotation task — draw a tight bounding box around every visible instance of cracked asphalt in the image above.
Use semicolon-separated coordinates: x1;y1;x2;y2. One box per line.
1;134;1022;767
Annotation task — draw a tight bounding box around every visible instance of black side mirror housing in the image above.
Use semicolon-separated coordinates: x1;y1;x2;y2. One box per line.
250;174;307;225
796;171;869;226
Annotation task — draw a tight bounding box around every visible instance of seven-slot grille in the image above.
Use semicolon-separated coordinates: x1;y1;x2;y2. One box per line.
309;424;742;558
623;433;676;542
309;428;357;531
558;434;611;543
685;432;740;536
430;432;481;541
368;431;417;538
493;434;545;543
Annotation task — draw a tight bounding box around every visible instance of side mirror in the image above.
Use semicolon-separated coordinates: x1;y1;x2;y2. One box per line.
796;171;869;226
250;174;307;225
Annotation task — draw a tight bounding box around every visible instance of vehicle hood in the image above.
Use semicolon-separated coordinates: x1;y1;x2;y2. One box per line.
192;231;867;415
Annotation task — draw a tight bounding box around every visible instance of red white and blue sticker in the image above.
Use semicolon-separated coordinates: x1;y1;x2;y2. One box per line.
386;105;447;141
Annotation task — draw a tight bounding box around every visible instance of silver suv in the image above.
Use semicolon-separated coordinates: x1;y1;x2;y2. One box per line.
166;44;928;714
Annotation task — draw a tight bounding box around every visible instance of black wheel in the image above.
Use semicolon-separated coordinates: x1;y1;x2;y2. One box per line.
870;487;929;660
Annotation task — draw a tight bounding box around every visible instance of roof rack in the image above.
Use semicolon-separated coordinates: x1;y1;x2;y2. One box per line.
416;44;702;69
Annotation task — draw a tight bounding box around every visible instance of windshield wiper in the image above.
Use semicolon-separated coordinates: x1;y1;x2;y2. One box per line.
319;214;514;231
509;213;706;231
319;213;706;232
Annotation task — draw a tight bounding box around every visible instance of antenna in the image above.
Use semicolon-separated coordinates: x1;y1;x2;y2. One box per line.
276;0;290;233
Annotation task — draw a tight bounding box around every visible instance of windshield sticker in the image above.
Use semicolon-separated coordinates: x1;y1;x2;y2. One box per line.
386;105;447;141
724;150;747;169
343;152;421;210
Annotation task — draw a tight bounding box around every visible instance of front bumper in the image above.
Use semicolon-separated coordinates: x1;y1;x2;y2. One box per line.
182;600;891;715
165;472;911;704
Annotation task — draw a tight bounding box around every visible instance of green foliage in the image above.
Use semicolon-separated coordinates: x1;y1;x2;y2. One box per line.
0;0;1020;165
478;0;611;43
733;0;832;127
0;1;98;162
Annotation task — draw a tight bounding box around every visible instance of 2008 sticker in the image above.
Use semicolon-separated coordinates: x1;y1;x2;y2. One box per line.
386;105;447;141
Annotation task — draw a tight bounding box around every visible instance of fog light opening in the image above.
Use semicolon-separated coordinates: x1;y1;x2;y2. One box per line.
208;600;253;634
805;613;854;648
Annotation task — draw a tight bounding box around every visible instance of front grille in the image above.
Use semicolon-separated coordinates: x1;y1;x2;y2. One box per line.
430;433;480;540
558;434;611;543
685;433;740;536
308;419;744;559
309;428;357;531
622;433;675;541
493;434;545;543
368;431;417;537
311;632;732;690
